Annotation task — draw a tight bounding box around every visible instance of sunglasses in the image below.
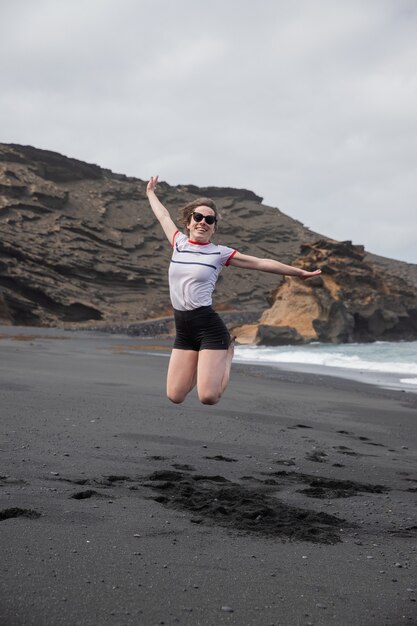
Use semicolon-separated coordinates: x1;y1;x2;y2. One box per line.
192;212;217;225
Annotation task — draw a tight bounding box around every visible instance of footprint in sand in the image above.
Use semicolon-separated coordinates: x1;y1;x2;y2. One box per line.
0;508;41;521
305;450;328;463
204;455;238;463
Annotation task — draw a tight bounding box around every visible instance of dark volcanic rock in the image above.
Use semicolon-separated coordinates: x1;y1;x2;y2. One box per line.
0;143;321;328
1;143;417;337
256;324;305;346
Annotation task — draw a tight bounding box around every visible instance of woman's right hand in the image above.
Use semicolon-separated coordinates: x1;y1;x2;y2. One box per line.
146;175;159;195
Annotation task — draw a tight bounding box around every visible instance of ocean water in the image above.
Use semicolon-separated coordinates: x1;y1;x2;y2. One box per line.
234;341;417;393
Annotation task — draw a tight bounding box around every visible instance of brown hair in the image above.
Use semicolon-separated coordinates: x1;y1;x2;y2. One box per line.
178;197;219;235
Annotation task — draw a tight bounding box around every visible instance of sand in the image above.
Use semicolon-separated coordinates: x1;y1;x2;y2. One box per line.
0;326;416;626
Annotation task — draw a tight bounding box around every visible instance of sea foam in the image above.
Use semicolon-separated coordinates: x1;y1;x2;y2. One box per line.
234;341;417;377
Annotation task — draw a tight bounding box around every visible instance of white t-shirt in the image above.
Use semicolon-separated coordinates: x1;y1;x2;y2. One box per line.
169;230;237;311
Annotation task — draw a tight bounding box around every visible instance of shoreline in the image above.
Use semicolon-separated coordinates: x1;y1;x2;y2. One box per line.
233;355;417;396
2;324;416;396
1;326;417;625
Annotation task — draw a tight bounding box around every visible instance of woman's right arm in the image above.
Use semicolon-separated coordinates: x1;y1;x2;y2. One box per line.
146;176;178;244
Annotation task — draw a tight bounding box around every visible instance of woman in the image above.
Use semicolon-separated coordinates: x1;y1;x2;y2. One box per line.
146;175;321;406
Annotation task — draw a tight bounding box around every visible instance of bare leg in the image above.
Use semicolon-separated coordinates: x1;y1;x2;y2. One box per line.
221;337;235;393
196;341;234;405
166;349;199;404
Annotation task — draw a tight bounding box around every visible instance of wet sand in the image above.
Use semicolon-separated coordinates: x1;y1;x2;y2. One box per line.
0;327;416;626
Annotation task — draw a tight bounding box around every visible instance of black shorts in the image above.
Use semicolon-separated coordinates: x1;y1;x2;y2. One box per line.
173;306;231;351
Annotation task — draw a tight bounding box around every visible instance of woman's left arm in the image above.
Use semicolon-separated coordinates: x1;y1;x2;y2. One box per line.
228;251;321;280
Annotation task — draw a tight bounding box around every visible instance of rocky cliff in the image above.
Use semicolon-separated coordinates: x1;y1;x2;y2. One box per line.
235;240;417;344
1;143;417;343
0;143;319;327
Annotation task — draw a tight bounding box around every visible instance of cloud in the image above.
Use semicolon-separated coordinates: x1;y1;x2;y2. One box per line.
1;0;416;262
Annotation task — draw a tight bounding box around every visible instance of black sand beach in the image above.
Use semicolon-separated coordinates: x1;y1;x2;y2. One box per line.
1;327;416;626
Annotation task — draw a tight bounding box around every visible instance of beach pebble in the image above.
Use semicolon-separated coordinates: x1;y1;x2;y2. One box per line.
221;606;234;612
395;563;403;568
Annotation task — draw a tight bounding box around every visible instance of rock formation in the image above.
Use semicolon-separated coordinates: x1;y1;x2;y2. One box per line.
235;240;417;344
0;143;320;327
1;142;417;343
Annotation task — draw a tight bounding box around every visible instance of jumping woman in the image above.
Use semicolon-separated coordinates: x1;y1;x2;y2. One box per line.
146;176;321;406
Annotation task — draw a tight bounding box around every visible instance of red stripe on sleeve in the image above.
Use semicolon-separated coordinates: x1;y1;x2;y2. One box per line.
225;249;237;266
171;230;179;248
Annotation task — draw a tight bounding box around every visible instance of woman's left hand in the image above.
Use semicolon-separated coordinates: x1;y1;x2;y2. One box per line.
299;268;322;280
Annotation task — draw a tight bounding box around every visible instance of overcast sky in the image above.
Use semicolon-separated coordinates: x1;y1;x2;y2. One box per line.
1;0;416;263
